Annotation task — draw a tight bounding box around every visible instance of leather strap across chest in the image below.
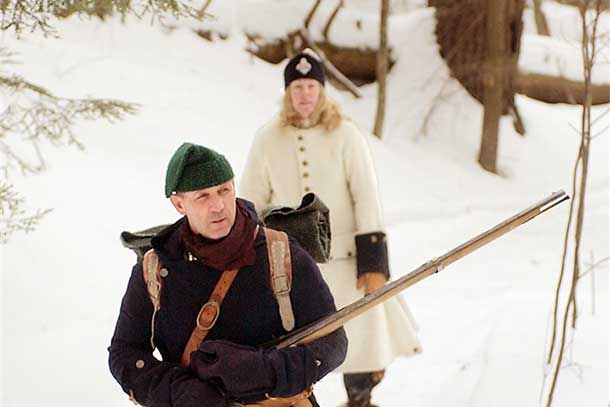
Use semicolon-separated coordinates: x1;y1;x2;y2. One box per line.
143;226;295;369
180;267;239;368
180;225;260;368
140;226;309;405
263;228;295;332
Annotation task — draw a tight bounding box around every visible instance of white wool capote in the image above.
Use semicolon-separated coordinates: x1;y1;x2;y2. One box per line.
240;116;422;372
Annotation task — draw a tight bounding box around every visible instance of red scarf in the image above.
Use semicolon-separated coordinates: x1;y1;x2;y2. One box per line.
179;200;257;271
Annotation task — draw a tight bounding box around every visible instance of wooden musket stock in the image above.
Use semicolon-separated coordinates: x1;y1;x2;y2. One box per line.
265;190;569;350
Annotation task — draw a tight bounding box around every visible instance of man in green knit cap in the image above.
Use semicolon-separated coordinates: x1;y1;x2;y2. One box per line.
165;142;237;240
109;142;347;407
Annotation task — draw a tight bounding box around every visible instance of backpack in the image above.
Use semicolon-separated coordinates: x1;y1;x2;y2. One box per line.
120;193;331;264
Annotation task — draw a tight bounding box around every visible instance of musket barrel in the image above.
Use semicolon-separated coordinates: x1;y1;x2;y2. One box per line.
269;190;569;349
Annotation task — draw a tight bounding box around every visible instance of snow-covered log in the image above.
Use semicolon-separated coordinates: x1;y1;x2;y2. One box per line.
515;71;610;105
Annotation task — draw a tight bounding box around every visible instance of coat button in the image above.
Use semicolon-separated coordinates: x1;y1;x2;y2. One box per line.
303;172;309;178
298;135;303;141
159;268;169;278
304;186;311;192
302;160;308;166
299;146;305;152
347;251;353;257
135;360;145;369
371;235;378;243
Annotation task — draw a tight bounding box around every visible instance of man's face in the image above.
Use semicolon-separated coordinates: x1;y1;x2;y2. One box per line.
289;78;321;119
170;180;237;240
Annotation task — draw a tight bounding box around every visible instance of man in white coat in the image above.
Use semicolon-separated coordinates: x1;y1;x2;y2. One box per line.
240;49;421;407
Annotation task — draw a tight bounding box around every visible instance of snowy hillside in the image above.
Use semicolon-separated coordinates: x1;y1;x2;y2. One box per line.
1;4;608;407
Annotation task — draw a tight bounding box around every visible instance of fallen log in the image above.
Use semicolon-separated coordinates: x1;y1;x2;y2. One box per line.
516;71;610;105
245;31;388;85
299;27;362;98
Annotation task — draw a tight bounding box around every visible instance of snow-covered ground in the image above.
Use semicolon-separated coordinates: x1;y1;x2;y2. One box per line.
1;3;608;407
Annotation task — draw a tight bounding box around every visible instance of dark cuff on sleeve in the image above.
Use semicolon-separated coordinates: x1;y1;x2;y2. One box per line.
355;232;390;280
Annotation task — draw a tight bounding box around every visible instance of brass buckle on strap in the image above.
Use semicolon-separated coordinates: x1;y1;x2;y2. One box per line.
272;274;290;295
196;301;220;330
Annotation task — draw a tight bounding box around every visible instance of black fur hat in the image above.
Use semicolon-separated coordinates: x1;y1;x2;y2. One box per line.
284;49;325;88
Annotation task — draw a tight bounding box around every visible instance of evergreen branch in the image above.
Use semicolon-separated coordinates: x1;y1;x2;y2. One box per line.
0;0;58;36
0;43;138;243
0;73;53;96
0;181;52;243
0;94;138;175
1;0;209;36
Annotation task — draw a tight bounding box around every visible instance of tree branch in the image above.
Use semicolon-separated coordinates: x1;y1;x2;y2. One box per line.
299;27;362;98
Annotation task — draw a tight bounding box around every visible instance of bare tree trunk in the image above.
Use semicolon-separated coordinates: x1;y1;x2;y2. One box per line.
479;0;507;173
323;0;343;41
373;0;389;138
510;105;526;135
545;1;606;405
305;0;323;29
533;0;551;35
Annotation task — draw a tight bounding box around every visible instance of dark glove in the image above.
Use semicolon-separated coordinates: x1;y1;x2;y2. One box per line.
190;340;275;400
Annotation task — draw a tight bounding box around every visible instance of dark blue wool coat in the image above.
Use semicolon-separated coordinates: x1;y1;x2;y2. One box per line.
108;201;347;407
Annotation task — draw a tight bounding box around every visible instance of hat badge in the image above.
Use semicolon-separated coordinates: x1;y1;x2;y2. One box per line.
295;57;312;75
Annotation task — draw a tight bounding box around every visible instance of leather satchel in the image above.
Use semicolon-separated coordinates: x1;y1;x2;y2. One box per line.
262;193;331;263
120;193;331;264
120;224;171;261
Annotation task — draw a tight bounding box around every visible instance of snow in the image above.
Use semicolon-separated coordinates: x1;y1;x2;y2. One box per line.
521;2;610;84
233;0;425;49
1;3;608;407
519;34;610;84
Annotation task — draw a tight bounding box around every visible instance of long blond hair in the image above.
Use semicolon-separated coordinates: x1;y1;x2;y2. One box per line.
280;84;343;131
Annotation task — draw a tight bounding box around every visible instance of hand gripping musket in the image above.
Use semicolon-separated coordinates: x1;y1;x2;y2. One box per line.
264;190;569;351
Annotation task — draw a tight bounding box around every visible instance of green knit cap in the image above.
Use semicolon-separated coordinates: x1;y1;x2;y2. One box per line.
164;142;234;197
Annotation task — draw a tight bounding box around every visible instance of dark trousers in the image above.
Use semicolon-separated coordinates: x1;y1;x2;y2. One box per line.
343;370;385;407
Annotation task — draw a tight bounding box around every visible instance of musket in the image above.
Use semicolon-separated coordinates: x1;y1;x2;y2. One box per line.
265;190;569;350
